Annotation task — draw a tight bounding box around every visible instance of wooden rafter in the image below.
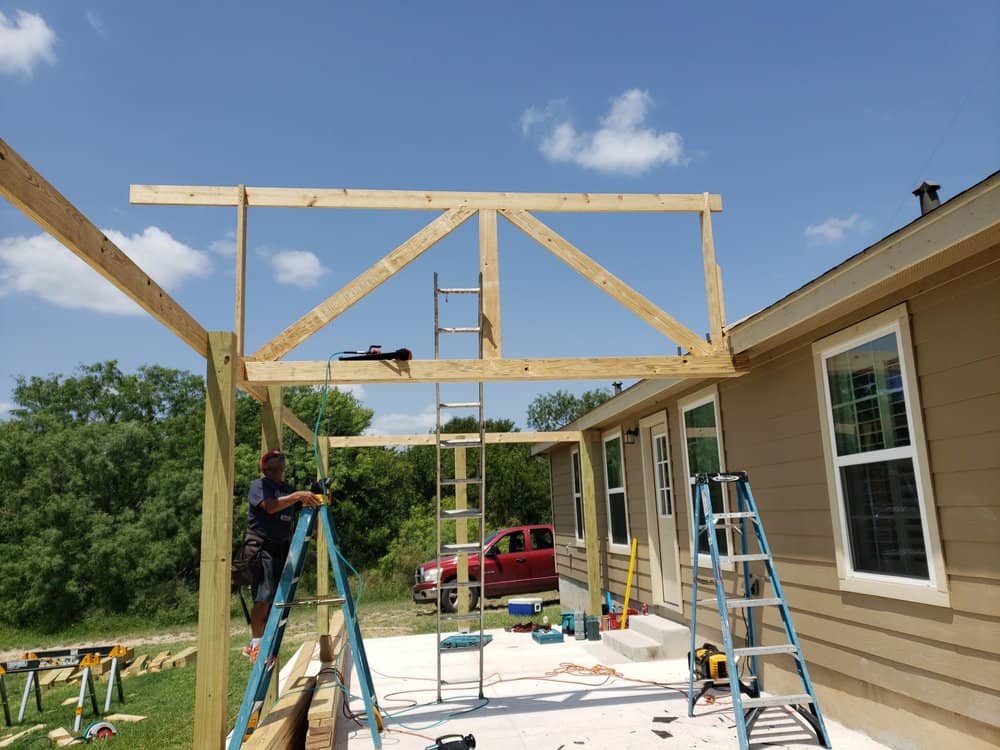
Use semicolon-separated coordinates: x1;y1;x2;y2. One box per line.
245;354;745;385
479;208;501;358
252;207;476;361
700;192;726;351
234;185;248;357
0;138;209;356
327;431;582;448
131;184;723;212
500;208;712;356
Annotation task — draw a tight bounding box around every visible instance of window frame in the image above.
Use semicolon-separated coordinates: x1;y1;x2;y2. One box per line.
569;445;585;545
652;429;673;518
602;428;632;554
678;386;732;570
813;304;949;606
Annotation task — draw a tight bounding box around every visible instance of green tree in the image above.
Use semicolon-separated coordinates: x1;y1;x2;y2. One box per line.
526;387;612;431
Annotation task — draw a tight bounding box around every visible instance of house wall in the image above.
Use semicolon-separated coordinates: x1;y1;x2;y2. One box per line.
549;248;1000;748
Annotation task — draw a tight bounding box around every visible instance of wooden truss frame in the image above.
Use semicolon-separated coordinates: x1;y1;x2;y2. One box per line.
1;135;739;748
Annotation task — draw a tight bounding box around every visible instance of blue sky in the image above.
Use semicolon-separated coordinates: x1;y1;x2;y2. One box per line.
1;1;997;434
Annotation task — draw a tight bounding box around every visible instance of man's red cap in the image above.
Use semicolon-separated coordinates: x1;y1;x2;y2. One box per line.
259;450;284;472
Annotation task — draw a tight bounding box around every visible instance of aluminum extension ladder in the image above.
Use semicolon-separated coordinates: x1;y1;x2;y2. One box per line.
433;272;487;702
688;472;831;749
229;501;383;749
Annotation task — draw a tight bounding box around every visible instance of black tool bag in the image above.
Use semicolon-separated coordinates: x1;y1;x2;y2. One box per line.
231;531;266;590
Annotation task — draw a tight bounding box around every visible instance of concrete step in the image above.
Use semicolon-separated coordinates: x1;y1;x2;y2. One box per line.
600;628;661;662
627;614;690;659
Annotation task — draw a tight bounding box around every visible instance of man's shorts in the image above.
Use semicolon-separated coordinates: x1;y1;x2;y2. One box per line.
252;544;289;604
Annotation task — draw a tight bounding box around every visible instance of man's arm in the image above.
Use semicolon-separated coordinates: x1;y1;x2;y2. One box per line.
259;489;321;515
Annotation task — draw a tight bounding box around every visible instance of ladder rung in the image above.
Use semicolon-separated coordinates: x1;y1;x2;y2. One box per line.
733;645;798;657
437;287;481;294
711;512;757;520
441;543;480;555
274;596;346;609
727;597;782;608
440;477;482;486
438;580;479;591
440;438;483;448
439;613;482;622
721;554;770;563
693;674;759;688
742;693;814;709
437;326;481;333
440;508;483;520
439;402;481;409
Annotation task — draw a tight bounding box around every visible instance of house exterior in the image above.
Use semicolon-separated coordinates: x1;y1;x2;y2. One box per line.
537;172;1000;750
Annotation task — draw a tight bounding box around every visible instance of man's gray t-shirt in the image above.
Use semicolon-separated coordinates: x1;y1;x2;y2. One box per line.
247;476;298;544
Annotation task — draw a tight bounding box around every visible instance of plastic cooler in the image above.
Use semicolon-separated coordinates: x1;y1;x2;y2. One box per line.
507;597;542;616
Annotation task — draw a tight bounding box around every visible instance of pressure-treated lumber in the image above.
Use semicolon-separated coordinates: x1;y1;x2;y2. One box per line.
246;355;744;385
306;612;346;750
700;193;726;351
171;646;198;668
193;333;237;749
479;208;501;358
500;208;712;355
244;638;318;750
131;184;723;212
148;650;172;672
0;139;208;356
327;430;582;447
579;432;603;617
0;724;44;747
253;207;476;361
235;185;248;357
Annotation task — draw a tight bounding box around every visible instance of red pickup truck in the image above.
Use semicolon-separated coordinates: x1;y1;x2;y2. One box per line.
412;524;557;612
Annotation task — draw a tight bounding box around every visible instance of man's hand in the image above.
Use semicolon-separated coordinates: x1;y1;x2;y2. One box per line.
291;490;322;508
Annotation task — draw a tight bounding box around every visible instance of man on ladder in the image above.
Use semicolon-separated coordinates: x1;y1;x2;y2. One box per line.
243;450;322;660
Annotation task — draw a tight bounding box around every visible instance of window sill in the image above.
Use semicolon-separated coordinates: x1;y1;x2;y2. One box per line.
840;574;951;608
608;543;634;556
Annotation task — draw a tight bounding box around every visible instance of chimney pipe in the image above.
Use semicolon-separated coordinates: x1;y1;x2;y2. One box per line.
913;181;941;216
612;381;623;395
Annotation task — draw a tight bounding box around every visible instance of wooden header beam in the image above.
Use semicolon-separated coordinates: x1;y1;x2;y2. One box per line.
131;185;723;213
328;431;582;448
0;138;209;357
245;355;745;385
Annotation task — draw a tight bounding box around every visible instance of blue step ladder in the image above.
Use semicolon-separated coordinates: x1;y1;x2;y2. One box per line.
229;501;383;749
688;472;831;749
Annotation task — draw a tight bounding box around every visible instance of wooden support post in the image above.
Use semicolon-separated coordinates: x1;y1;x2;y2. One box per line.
193;332;237;750
701;193;726;352
316;439;330;636
479;208;501;359
578;432;603;618
260;385;281;713
234;185;248;358
455;447;469;614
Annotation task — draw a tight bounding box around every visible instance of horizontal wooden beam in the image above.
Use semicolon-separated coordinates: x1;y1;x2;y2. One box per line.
0;138;209;356
130;184;723;213
245;355;745;385
328;431;583;448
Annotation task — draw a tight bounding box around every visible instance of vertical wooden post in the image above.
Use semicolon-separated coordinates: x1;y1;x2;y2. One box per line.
479;208;501;359
578;432;602;617
260;385;281;711
316;439;330;636
193;332;237;750
700;193;726;352
234;185;248;358
455;447;469;614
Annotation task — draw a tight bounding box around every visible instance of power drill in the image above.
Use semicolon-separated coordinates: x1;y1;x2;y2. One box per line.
424;734;475;750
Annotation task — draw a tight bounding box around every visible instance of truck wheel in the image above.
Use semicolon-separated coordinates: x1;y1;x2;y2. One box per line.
440;584;479;613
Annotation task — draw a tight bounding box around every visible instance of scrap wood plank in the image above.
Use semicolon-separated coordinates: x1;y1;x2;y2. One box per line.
38;668;62;687
122;653;148;676
148;650;172;672
171;646;198;668
105;713;147;723
278;638;316;696
242;674;317;749
0;724;44;747
51;667;75;683
47;727;77;747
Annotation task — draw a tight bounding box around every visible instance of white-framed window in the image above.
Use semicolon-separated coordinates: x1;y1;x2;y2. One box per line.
653;430;673;517
603;429;631;552
679;387;730;564
570;446;585;543
814;305;948;606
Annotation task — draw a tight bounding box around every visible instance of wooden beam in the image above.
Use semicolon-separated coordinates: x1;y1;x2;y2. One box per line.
234;185;248;358
247;355;744;385
578;432;603;618
131;184;724;212
252;207;476;361
479;208;501;358
316;439;330;637
700;193;726;352
0;138;208;356
193;332;237;750
500;208;712;356
327;431;582;447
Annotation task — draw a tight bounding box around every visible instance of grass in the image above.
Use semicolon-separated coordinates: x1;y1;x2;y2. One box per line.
0;587;563;747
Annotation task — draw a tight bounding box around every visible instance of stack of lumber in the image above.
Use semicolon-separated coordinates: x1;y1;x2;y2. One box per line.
306;612;347;750
243;637;319;749
148;650;173;672
122;653;149;676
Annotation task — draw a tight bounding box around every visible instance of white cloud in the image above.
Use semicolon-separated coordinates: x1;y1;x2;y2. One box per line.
209;232;237;257
367;407;436;435
522;89;684;175
0;401;12;418
334;384;366;400
270;250;328;288
804;214;873;245
0;227;211;315
0;10;57;76
86;10;107;37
